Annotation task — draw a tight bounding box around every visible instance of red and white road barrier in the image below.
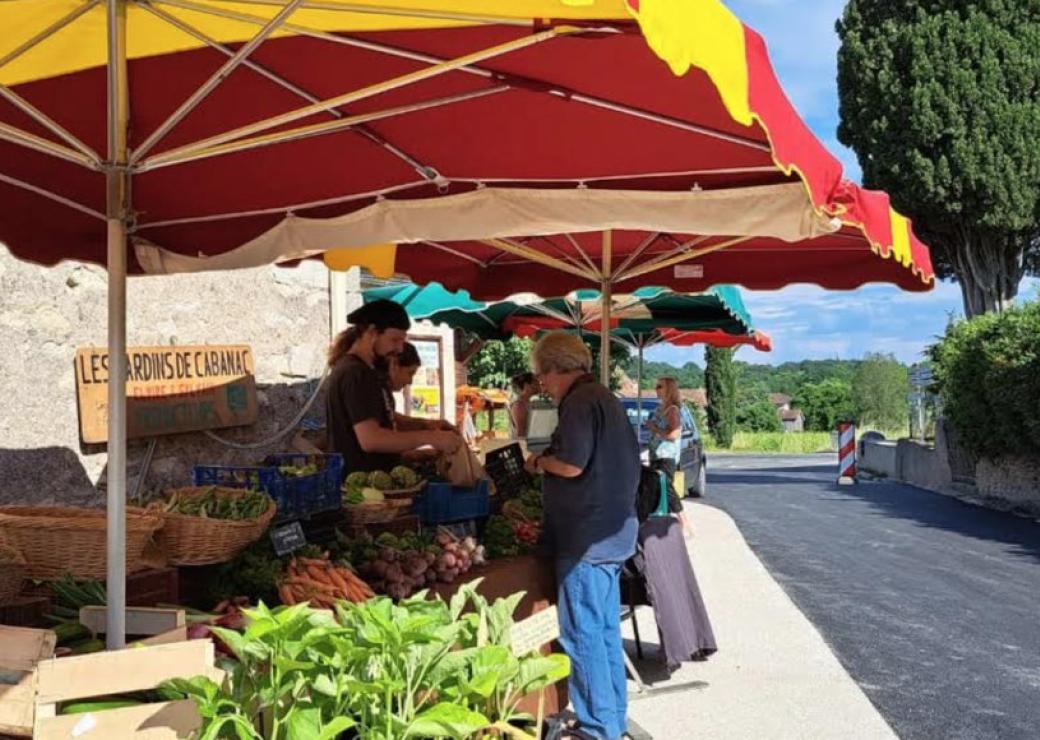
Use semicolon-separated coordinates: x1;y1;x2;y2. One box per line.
837;422;856;484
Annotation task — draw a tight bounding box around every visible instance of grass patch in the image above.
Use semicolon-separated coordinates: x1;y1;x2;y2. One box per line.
704;431;835;454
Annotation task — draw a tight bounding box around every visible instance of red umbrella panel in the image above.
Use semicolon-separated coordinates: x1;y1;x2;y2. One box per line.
2;3;932;291
659;328;772;352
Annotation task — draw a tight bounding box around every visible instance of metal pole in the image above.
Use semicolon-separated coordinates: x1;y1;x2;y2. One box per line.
329;269;347;338
636;339;644;419
599;231;613;386
106;0;129;650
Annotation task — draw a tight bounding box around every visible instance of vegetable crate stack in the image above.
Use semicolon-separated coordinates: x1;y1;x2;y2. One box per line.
193;454;343;521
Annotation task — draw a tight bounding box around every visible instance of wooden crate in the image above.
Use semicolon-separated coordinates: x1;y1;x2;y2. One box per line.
78;606;187;647
0;625;56;737
0;596;51;629
33;639;216;739
22;568;179;610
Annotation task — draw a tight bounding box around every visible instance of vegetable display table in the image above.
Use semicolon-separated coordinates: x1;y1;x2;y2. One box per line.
431;554;568;716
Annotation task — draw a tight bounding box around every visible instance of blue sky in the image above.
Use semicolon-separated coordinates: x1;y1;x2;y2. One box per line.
645;0;1037;368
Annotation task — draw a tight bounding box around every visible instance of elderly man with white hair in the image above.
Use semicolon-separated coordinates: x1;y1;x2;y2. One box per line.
524;332;640;740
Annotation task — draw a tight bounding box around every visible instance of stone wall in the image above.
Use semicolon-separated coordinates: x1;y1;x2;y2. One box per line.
858;438;898;479
975;456;1040;517
0;246;363;506
895;438;953;493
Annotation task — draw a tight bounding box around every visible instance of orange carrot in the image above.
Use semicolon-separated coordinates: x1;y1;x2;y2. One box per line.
298;557;330;568
279;583;296;605
327;568;352;594
286;576;337;593
306;563;331;582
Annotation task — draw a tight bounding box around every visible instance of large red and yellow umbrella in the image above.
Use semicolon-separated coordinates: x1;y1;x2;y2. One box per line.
0;0;933;647
2;0;931;288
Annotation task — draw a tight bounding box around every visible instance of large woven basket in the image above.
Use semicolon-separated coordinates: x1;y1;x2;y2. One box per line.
0;542;27;602
0;506;163;580
342;501;399;524
157;487;276;566
381;481;426;501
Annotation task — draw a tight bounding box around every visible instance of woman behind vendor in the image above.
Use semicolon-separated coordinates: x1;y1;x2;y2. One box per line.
326;300;460;472
384;342;455;432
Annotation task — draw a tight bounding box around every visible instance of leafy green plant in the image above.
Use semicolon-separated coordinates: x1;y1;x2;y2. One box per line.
930;300;1040;459
164;580;568;739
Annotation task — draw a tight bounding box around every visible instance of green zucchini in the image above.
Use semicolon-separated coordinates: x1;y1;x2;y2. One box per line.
61;699;143;715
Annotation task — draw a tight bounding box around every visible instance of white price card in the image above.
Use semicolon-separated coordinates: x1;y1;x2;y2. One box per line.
510;606;560;656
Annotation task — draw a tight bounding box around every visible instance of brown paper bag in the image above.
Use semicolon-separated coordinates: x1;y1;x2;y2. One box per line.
437;443;488;487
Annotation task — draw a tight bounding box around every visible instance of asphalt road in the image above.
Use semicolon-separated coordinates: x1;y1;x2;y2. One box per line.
702;454;1040;740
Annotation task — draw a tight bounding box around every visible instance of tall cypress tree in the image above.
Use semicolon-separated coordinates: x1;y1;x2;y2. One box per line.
705;346;736;447
837;1;1040;316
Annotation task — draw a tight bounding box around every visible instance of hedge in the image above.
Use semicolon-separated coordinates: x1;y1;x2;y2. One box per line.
930;300;1040;460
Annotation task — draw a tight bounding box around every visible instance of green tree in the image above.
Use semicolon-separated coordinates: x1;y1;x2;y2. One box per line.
795;379;856;432
705;347;736;447
638;360;704;390
737;399;783;433
837;1;1040;316
467;337;534;388
853;353;909;429
930;299;1040;459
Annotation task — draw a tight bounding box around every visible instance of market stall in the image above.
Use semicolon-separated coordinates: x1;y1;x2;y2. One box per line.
0;0;934;653
0;0;940;735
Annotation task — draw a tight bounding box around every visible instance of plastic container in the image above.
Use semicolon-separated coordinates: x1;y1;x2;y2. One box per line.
483;443;533;499
193;453;343;520
411;479;490;525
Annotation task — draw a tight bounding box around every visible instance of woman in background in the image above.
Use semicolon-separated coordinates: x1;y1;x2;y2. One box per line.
508;372;540;440
646;377;691;535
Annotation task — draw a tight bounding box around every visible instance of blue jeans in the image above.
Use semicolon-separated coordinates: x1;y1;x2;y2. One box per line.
556;559;627;740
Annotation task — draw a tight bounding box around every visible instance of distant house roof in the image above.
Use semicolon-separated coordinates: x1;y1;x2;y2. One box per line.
780;409;804;421
769;393;792;406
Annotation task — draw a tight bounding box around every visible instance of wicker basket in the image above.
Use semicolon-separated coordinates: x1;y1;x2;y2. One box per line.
381;481;426;501
342;501;399;524
0;506;163;580
0;542;27;602
157;487;277;566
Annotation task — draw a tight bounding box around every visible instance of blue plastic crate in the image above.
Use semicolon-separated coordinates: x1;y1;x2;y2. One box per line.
193;453;343;520
411;479;490;525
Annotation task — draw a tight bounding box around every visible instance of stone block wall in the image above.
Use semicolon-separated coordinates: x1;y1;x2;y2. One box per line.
0;246;362;506
974;456;1040;517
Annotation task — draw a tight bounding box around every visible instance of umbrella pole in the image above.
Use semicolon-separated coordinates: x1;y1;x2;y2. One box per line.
105;0;129;650
636;339;644;420
599;231;612;385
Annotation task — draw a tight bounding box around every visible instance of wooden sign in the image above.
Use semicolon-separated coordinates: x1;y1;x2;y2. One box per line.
510;605;560;656
75;344;258;444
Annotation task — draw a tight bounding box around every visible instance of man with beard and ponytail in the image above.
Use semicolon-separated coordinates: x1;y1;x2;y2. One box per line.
327;300;461;472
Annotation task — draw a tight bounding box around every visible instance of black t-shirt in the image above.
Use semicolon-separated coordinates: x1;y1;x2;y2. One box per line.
542;375;639;563
326;354;398;473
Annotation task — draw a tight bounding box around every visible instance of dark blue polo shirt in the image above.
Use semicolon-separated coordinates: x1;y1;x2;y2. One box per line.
542;375;640;563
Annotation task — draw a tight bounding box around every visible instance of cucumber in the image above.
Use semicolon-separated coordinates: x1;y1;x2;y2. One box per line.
67;638;105;655
53;621;90;644
61;699;143;715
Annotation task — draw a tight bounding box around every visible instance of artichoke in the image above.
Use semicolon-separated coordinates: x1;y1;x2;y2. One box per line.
345;471;370;489
390;465;418;488
369;470;394;491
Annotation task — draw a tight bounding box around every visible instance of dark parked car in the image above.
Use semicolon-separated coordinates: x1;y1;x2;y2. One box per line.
619;397;707;497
